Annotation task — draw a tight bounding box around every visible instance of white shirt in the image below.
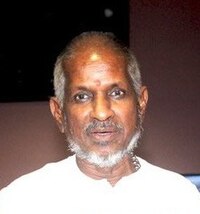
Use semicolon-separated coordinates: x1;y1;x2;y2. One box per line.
0;155;200;214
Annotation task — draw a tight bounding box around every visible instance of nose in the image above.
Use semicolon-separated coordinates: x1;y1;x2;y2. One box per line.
90;95;114;121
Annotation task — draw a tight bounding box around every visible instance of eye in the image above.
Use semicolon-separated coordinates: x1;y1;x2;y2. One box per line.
109;88;126;99
73;92;92;103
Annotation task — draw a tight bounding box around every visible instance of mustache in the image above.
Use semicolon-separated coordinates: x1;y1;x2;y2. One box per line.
85;119;123;134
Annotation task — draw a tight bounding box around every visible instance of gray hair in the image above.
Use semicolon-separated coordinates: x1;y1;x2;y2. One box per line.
52;31;142;108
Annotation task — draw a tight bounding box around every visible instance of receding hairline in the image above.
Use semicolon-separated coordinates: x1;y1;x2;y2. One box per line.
59;31;127;62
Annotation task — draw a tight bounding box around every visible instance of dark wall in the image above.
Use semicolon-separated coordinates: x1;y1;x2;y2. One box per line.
130;0;200;173
0;102;69;189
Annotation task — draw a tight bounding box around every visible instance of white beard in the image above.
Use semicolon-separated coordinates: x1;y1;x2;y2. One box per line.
67;130;141;168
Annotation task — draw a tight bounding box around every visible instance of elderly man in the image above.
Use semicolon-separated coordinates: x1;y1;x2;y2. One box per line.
0;31;200;214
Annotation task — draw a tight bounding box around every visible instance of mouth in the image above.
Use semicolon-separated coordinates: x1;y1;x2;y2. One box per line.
89;129;119;142
85;120;123;143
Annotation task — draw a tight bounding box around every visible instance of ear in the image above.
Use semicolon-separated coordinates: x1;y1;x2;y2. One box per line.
49;97;65;133
138;86;148;115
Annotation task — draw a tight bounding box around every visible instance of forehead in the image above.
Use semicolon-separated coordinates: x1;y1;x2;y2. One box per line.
63;48;131;88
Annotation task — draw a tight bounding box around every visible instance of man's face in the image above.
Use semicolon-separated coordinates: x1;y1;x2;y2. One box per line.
61;50;140;163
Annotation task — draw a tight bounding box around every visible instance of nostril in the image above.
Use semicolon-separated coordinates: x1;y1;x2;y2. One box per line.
91;107;114;121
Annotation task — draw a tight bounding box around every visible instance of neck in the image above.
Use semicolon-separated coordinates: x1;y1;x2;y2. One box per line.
76;155;140;186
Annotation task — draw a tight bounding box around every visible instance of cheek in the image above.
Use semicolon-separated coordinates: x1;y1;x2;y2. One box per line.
65;106;89;133
115;102;137;133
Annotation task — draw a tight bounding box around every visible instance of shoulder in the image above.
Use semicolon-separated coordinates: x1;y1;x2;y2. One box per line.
138;156;189;182
0;155;78;213
137;156;200;194
136;157;200;212
0;155;76;193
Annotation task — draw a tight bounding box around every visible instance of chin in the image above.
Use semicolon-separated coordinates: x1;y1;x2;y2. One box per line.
81;149;126;168
88;151;126;168
68;140;124;167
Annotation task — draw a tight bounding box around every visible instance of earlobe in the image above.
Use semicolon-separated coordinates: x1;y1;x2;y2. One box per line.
138;86;148;114
49;97;65;133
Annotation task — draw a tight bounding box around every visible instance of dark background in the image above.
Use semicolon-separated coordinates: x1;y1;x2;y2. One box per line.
130;0;200;172
0;1;129;102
